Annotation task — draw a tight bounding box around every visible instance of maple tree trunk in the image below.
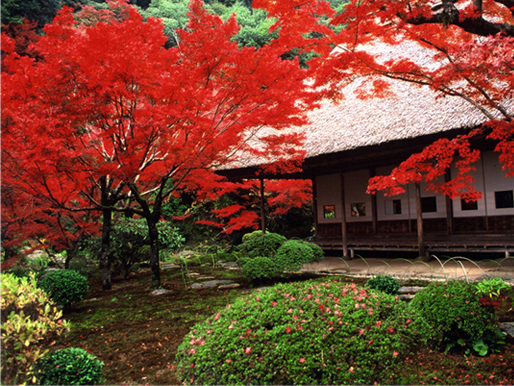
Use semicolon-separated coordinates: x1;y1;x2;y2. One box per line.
146;217;161;289
260;178;266;234
99;207;113;290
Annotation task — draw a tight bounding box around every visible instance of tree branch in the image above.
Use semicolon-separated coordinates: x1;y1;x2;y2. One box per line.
401;4;514;37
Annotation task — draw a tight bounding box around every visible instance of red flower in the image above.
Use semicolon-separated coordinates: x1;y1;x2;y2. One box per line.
286;326;292;333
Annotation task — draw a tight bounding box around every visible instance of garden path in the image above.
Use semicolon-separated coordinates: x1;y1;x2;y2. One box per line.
301;255;514;284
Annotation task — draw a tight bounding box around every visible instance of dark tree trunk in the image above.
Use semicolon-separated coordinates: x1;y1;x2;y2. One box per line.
99;207;113;290
146;217;161;289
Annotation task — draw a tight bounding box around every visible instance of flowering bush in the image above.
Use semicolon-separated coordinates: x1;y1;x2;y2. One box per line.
176;279;430;385
410;281;503;355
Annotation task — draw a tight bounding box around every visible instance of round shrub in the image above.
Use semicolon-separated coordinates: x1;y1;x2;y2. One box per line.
1;273;69;385
410;281;502;355
241;230;263;243
275;240;321;273
366;275;401;295
307;241;325;262
239;232;287;258
36;347;104;385
242;256;277;282
38;270;89;310
176;280;429;385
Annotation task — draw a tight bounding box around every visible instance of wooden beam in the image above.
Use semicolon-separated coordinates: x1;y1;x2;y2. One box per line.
259;178;266;233
340;172;349;258
415;182;427;260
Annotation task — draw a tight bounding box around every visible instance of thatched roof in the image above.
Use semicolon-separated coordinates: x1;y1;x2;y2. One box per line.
225;40;510;171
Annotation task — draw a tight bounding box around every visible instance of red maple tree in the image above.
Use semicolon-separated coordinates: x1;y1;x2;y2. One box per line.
197;179;312;235
256;0;513;200
2;0;319;289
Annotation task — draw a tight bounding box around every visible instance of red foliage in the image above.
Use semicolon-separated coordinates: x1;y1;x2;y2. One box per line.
1;0;318;283
256;0;514;198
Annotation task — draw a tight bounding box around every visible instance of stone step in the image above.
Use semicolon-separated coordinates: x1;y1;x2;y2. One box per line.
398;287;424;294
500;322;514;338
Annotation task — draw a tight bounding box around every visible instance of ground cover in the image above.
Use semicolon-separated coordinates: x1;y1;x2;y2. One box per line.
59;265;513;385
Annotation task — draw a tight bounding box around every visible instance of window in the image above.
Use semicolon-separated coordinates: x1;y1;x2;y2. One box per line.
385;199;402;215
351;203;366;217
323;205;336;218
495;190;514;209
461;198;478;211
421;196;437;213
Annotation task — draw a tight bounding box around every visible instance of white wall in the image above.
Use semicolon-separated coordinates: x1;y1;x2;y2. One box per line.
315;151;513;223
344;170;372;222
483;151;514;216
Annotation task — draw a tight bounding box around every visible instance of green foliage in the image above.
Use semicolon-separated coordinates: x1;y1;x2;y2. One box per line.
275;239;324;273
1;273;70;385
36;347;104;385
241;256;276;282
366;275;401;295
241;230;263;243
410;281;504;355
176;279;429;385
238;232;286;258
37;270;89;310
141;0;191;46
157;221;187;250
476;277;510;298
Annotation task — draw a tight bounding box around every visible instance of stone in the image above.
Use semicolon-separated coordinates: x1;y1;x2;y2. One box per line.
197;276;215;281
218;283;241;289
160;262;180;270
149;289;171;296
191;280;234;289
397;287;424;294
178;250;199;258
500;322;514;338
219;261;240;270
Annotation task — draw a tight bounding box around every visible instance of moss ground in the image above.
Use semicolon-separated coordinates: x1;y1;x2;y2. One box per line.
60;266;514;385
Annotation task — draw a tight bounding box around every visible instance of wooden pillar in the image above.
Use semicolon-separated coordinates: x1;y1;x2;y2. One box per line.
259;178;266;234
340;172;349;258
370;168;378;234
312;177;318;239
481;153;490;231
444;169;454;235
415;182;427;260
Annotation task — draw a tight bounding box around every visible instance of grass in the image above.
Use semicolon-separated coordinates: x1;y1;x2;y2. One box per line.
57;263;513;385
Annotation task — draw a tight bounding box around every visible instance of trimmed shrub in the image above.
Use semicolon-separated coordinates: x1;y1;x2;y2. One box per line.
366;275;401;295
275;240;324;273
307;242;325;262
241;256;277;282
36;347;104;385
238;232;286;258
38;270;89;311
176;279;430;385
241;230;263;243
410;281;503;355
1;273;70;385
